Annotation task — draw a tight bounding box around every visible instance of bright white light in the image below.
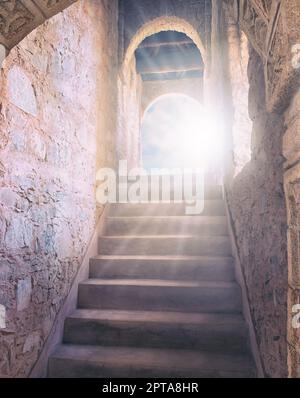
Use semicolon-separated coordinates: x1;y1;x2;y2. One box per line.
142;94;223;170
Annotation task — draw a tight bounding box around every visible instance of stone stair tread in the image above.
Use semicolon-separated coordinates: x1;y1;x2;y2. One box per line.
67;308;246;325
106;215;227;220
98;235;232;257
100;235;229;238
80;278;238;288
47;196;256;377
109;201;226;217
91;254;233;261
78;279;242;313
89;255;235;282
49;344;255;378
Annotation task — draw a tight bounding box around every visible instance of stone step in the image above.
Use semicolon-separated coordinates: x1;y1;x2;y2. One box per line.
48;345;255;378
78;279;242;313
109;200;226;217
89;255;235;282
63;309;249;354
105;216;229;236
98;236;232;256
117;180;224;199
114;183;224;201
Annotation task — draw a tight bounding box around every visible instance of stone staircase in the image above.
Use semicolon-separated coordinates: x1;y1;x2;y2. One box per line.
48;186;256;378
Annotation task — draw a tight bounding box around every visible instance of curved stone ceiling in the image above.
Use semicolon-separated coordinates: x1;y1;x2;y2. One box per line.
0;0;76;51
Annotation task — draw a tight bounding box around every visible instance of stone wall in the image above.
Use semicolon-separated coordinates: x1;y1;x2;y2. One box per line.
0;0;118;377
283;88;300;378
227;49;288;378
222;0;300;113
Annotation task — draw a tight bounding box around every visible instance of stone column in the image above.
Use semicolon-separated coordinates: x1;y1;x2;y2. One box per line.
205;0;232;184
225;19;252;177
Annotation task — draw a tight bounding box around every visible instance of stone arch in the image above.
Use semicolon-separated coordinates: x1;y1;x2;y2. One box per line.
118;15;207;169
122;16;207;73
0;0;77;52
141;85;203;118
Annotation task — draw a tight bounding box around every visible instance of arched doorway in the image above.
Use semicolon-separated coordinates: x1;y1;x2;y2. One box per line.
118;17;208;170
122;16;206;73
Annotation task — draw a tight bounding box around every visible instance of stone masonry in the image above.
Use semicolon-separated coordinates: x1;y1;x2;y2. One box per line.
0;0;118;377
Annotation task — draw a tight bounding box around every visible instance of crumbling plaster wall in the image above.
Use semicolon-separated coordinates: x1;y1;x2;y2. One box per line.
0;0;118;377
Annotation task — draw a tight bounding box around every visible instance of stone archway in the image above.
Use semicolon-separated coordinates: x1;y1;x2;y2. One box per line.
122;16;207;75
118;15;207;169
0;0;77;52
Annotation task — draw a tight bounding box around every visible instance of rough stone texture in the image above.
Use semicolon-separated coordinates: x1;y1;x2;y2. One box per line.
17;278;32;312
141;78;203;115
283;89;300;168
223;0;300;112
7;66;38;116
0;0;76;50
0;305;5;329
1;1;298;156
0;0;118;377
227;49;288;378
283;88;300;377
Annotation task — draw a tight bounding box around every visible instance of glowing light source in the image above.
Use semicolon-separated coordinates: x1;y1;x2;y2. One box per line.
141;94;223;171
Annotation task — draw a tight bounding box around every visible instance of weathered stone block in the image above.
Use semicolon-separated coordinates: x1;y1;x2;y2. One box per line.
0;305;6;329
31;52;49;73
54;225;73;259
5;217;26;250
23;331;41;353
9;130;27;152
8;66;37;116
30;132;47;161
285;89;300;123
17;277;32;312
0;188;18;208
